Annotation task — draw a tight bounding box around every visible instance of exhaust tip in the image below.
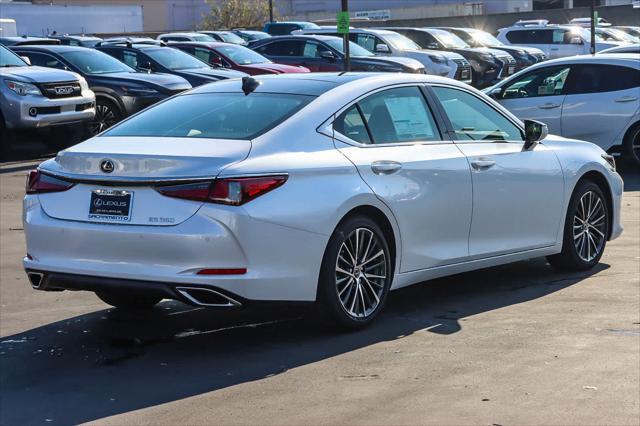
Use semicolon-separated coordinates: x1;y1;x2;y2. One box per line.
175;287;241;307
27;272;44;289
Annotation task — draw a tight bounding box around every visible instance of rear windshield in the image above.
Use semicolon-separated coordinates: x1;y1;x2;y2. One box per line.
104;92;314;140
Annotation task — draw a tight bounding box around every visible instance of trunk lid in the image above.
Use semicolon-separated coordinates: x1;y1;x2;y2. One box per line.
37;136;251;226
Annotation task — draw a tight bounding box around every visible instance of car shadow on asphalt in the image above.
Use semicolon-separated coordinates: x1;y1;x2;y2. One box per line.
0;258;609;424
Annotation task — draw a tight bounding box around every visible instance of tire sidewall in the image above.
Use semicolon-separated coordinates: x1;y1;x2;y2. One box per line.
317;216;393;329
625;124;640;167
90;98;122;136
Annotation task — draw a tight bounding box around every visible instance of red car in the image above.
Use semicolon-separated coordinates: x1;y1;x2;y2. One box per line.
169;42;310;75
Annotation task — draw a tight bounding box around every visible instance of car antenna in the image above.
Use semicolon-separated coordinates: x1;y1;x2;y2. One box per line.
241;76;260;95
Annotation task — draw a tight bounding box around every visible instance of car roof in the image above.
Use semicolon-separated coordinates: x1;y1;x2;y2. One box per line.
261;34;341;42
50;35;101;41
158;32;204;37
10;44;85;53
167;41;230;49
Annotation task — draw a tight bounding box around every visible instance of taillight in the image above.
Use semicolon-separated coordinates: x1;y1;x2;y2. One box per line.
26;170;75;194
155;175;287;206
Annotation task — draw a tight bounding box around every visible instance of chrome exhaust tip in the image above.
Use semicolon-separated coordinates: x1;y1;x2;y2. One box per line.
27;272;44;289
175;287;242;307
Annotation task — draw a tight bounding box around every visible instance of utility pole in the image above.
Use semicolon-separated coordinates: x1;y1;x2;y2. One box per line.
269;0;274;23
341;0;350;71
590;0;596;55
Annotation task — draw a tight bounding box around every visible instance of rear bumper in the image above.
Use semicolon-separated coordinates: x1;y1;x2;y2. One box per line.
23;196;327;302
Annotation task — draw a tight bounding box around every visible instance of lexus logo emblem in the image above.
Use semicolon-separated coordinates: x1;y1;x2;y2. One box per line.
54;86;74;95
100;159;115;173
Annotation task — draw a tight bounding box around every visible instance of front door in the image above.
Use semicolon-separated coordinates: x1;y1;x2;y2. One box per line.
432;85;565;258
333;85;473;272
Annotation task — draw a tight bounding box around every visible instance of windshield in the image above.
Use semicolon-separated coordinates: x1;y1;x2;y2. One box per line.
470;30;504;47
104;93;314;140
218;32;246;44
0;45;27;67
432;30;469;48
191;34;215;42
604;28;638;42
383;32;421;50
60;49;134;74
246;32;270;41
323;38;374;57
217;44;270;64
146;47;209;70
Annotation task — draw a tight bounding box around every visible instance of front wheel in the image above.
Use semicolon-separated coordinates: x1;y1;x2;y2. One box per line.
316;216;392;330
547;180;609;271
96;292;162;310
88;98;121;136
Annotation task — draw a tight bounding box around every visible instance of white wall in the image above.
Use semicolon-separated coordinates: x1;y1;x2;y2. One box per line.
0;3;143;35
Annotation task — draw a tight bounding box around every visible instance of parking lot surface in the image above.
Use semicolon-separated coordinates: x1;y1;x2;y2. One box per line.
1;142;638;425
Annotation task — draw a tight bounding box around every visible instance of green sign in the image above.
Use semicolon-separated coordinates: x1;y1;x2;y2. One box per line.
337;11;350;34
594;10;599;25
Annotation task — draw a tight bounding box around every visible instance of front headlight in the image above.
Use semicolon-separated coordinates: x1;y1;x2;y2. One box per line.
5;80;42;96
428;54;447;64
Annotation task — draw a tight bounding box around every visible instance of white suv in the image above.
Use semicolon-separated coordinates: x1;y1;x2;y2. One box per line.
484;54;640;165
497;23;622;59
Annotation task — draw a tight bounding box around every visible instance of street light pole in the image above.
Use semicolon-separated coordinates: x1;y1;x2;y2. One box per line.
269;0;274;23
342;0;350;71
590;0;596;55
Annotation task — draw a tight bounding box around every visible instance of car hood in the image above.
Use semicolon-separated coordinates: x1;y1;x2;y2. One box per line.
596;41;626;50
100;72;191;90
356;56;423;70
0;65;80;84
180;67;248;80
243;63;310;73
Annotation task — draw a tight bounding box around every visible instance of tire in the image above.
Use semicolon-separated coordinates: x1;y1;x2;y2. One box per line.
316;215;393;330
623;123;640;168
0;115;13;157
88;98;122;136
547;180;609;271
96;292;162;310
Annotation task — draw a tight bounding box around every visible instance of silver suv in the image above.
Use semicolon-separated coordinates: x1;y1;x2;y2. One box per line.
1;44;95;149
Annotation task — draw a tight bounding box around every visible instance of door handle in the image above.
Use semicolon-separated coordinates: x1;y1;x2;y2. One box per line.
371;160;402;175
615;96;638;103
470;159;496;171
539;102;560;109
550;47;559;51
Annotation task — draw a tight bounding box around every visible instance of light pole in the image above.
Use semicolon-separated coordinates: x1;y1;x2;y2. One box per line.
590;0;596;55
341;0;350;71
269;0;274;23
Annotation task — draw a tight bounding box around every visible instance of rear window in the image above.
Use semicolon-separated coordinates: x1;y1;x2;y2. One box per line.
104;93;314;140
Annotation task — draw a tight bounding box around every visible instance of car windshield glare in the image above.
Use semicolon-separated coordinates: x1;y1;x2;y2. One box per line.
0;46;27;67
218;45;270;64
219;32;246;44
383;33;421;50
471;30;503;46
146;47;209;70
60;49;134;74
103;92;314;140
323;38;374;57
434;30;469;48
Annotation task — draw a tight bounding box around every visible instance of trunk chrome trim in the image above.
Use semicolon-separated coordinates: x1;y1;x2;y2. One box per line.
37;168;217;186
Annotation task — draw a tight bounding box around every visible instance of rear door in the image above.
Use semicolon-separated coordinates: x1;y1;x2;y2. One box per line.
432;85;564;258
333;85;473;272
253;39;306;67
561;63;640;150
496;64;572;134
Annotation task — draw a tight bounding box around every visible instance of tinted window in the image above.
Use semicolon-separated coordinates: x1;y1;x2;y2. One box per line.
335;105;371;144
357;86;441;144
433;86;523;142
259;40;305;56
21;52;66;70
145;47;208;70
121;50;139;69
105;93;314;140
568;64;640;94
502;65;571;99
161;36;189;42
268;24;297;36
506;29;552;44
402;30;439;49
354;33;377;51
60;49;134;75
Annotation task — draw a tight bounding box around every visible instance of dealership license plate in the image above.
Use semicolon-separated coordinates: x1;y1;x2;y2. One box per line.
461;70;470;80
88;189;133;222
508;66;515;74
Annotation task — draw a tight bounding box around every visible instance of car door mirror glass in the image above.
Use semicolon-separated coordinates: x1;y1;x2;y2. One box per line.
524;119;548;150
375;44;390;53
20;56;31;66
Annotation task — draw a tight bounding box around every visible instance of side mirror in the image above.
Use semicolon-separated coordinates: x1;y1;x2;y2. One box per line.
375;43;390;53
523;119;548;150
320;50;336;61
487;86;503;99
210;56;223;67
20;56;31;66
569;36;583;45
427;42;439;50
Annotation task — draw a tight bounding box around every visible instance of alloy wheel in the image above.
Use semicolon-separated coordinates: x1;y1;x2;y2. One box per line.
89;103;118;135
335;227;387;319
573;191;607;262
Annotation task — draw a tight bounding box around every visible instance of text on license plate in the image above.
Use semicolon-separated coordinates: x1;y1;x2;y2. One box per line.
88;189;133;222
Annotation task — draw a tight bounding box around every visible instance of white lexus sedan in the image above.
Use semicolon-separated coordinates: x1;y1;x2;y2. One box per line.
23;73;623;329
484;54;640;166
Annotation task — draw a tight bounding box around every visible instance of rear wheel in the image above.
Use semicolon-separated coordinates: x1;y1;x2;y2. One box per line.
88;98;121;136
547;180;609;271
96;292;162;310
623;123;640;167
316;216;392;330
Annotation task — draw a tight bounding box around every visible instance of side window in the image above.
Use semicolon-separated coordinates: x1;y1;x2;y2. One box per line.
259;40;304;56
433;86;524;142
334;105;371;144
505;30;528;43
506;30;551;44
358;86;441;144
302;40;319;58
122;50;139;69
568;64;640;94
68;40;80;46
502;65;571;99
355;34;376;52
22;52;66;70
415;31;439;48
553;29;570;44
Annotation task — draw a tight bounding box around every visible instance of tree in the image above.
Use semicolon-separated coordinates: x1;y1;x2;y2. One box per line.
199;0;276;30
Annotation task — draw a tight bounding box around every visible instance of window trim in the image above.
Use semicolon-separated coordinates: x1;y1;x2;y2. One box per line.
499;64;573;99
429;83;526;144
17;51;72;72
328;83;450;148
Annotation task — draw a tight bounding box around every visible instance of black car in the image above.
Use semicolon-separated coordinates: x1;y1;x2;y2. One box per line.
250;35;426;74
263;21;320;36
0;36;59;47
232;29;271;44
96;41;248;87
435;27;546;70
385;27;517;88
12;45;191;135
48;34;103;47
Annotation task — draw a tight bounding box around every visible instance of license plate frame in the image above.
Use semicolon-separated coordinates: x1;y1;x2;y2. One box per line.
88;189;133;222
